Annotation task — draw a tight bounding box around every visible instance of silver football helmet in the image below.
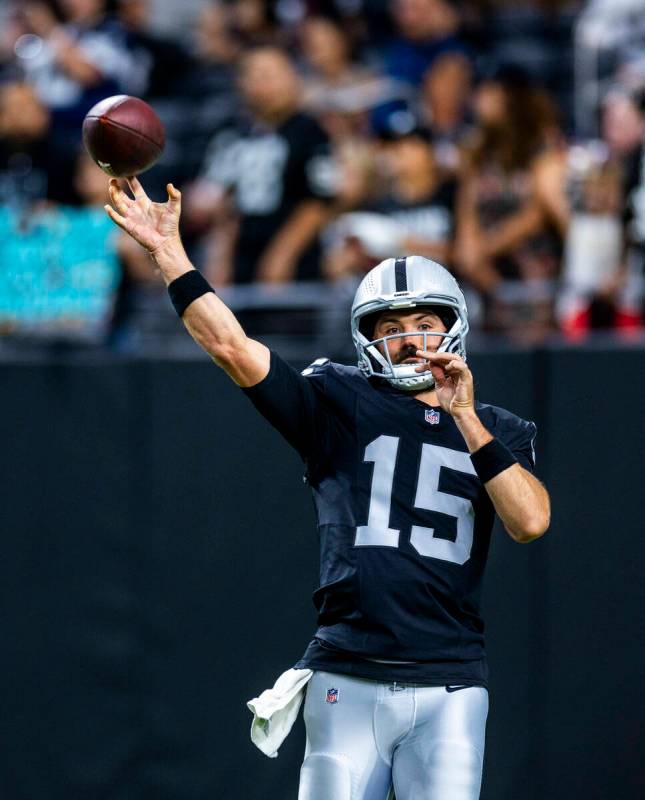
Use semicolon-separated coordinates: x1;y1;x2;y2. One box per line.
351;255;469;391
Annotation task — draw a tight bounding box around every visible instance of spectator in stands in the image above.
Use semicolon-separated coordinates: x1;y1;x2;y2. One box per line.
182;2;241;129
184;45;338;285
191;2;240;76
14;0;139;133
228;0;281;48
116;0;192;98
455;63;563;339
298;15;392;210
375;125;456;261
134;4;242;193
557;87;644;335
384;0;471;87
416;51;473;176
324;124;456;281
299;15;389;122
0;78;77;207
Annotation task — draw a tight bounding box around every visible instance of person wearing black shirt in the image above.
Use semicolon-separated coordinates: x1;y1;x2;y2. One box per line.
185;45;337;284
105;176;551;799
0;80;77;207
323;126;456;283
373;126;456;264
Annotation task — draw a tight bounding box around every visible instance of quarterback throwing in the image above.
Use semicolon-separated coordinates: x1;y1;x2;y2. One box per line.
106;178;550;800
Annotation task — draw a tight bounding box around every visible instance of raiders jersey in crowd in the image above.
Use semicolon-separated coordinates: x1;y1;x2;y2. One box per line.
370;179;456;249
244;351;537;687
201;112;336;283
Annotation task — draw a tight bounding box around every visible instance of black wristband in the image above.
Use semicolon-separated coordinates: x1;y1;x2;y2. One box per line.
470;437;518;484
168;270;214;317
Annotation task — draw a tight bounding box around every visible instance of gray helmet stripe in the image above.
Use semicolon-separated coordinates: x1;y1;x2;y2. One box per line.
394;257;407;292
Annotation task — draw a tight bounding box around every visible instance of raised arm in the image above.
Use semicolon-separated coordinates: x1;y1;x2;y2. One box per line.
105;177;270;387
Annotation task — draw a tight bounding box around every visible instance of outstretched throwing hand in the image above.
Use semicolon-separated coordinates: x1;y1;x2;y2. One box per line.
105;177;181;255
414;350;475;417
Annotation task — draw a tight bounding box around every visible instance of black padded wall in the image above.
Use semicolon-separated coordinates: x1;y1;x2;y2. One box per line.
0;346;643;799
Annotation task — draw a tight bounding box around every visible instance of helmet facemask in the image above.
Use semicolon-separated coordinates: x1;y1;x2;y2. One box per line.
356;307;465;391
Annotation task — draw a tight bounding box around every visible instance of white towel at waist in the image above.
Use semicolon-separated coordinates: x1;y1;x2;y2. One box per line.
247;667;314;758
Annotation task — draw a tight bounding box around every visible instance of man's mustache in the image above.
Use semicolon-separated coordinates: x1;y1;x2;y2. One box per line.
395;345;422;364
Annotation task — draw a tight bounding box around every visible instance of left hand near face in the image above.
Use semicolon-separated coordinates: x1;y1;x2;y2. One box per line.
415;350;475;417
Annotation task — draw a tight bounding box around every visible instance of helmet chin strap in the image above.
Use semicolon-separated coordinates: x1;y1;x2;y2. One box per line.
391;371;435;391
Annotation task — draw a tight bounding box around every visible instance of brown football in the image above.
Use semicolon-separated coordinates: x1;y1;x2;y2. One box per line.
82;95;165;177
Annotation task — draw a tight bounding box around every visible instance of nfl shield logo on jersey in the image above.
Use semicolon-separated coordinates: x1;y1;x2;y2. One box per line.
326;688;339;704
425;409;440;425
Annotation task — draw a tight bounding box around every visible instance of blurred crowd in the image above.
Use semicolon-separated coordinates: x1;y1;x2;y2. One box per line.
1;0;644;350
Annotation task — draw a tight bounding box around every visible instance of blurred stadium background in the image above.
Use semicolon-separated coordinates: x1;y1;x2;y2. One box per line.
0;1;643;798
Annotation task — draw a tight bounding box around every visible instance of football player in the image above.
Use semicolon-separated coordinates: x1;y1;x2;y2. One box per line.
106;177;550;800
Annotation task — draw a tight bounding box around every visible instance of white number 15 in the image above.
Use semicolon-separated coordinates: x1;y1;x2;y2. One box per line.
355;435;477;565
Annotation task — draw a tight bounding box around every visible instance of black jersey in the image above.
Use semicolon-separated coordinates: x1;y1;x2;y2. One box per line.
243;351;537;686
201;112;336;283
370;180;456;247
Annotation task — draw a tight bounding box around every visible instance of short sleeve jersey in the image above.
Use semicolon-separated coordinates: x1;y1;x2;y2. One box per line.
201;112;337;283
243;352;537;687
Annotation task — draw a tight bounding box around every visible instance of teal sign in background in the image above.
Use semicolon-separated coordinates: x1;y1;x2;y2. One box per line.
0;206;120;333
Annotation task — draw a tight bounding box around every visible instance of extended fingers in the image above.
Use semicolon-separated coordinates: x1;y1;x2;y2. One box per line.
441;359;470;384
415;350;461;371
104;203;128;231
167;183;182;215
167;183;181;204
445;358;468;374
415;351;470;383
416;350;463;363
126;175;146;200
108;179;132;215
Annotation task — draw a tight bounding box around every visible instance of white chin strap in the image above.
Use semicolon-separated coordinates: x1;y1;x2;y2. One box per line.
389;369;435;391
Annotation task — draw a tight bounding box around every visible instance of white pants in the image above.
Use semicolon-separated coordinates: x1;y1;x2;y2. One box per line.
298;671;488;800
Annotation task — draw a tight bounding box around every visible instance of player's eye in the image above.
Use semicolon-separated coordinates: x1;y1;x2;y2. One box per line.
384;327;399;335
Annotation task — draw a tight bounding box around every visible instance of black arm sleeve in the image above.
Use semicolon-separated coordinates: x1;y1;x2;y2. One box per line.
242;350;328;461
